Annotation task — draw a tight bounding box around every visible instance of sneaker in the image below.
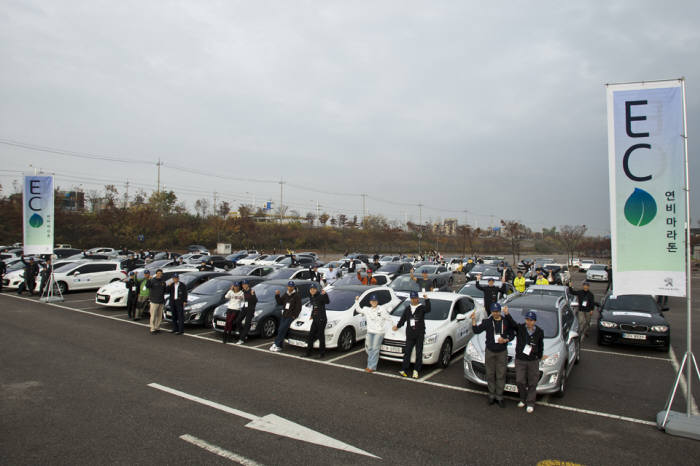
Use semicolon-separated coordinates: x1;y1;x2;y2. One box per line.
365;368;373;373
399;371;408;378
412;370;419;379
269;344;279;352
526;406;534;414
235;340;244;345
517;402;525;408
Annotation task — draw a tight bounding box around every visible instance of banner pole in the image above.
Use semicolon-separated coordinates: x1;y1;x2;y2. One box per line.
681;78;693;417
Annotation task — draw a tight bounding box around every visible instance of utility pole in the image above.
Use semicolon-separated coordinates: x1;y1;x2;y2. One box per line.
463;209;469;227
213;191;218;215
156;158;162;193
418;203;423;255
316;200;320;226
124;180;130;208
361;193;367;228
279;179;285;224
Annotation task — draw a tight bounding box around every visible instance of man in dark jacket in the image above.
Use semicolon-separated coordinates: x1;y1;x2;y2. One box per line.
270;281;302;352
146;269;167;334
0;259;6;292
503;307;546;413
38;258;52;296
568;281;595;342
472;302;515;407
410;269;433;292
19;255;39;295
305;285;330;358
125;271;138;319
198;260;214;272
475;272;508;316
392;291;431;379
309;266;322;283
167;273;188;335
234;280;258;345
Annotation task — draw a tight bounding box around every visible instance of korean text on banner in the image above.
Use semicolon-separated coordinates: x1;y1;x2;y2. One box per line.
606;80;686;297
23;175;54;255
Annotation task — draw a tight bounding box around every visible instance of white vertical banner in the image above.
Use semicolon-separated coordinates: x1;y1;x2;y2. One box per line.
606;79;687;297
23;175;55;255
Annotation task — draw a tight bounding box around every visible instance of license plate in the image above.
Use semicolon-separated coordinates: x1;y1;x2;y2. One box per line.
97;295;108;302
287;338;307;347
622;333;647;340
381;345;403;354
504;383;518;393
217;320;226;327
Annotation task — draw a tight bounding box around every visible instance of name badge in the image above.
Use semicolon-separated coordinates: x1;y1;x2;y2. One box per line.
243;302;248;308
285;303;290;310
421;288;426;293
582;301;588;307
523;344;532;355
493;333;501;344
409;319;416;327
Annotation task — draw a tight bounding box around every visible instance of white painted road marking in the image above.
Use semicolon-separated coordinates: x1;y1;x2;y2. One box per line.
180;434;263;465
149;383;380;459
581;347;671;362
326;347;365;363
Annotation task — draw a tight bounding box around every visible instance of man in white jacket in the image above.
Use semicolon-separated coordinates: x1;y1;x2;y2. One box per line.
222;282;244;343
355;293;393;373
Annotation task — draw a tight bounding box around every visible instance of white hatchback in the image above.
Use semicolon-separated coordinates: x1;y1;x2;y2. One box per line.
380;292;483;368
53;260;126;294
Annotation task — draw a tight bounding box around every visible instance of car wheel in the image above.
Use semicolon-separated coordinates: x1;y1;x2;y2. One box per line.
338;327;356;352
439;339;452;368
555;366;568;398
110;278;120;283
574;339;581;365
597;333;606;346
260;317;277;338
57;281;68;294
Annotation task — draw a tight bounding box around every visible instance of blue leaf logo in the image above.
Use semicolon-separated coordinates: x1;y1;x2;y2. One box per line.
624;188;657;226
29;213;44;228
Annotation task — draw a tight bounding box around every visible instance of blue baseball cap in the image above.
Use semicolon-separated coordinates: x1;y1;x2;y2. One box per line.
287;281;295;287
172;273;179;278
234;281;242;287
369;294;378;301
144;270;151;275
490;303;502;312
525;310;537;320
128;271;135;276
409;291;419;299
242;279;249;285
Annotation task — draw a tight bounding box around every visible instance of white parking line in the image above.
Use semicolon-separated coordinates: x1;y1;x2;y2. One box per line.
2;293;661;428
419;367;443;381
180;434;263;465
63;298;99;303
326;348;365;363
669;346;700;415
581;348;671;362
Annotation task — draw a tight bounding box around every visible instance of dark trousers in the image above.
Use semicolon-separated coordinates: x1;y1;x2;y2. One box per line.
236;308;255;341
39;276;48;295
21;277;36;294
224;309;239;333
515;358;539;406
306;318;326;355
126;293;137;318
485;349;508;401
274;317;294;348
402;335;425;372
172;301;185;333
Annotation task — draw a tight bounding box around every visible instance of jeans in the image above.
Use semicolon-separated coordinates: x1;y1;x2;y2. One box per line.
402;335;425;372
236;308;255;341
306;318;327;354
365;332;384;370
274;317;294;348
485;349;507;400
515;358;539;406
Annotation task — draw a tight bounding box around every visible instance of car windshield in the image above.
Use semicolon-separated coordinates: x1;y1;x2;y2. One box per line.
253;283;289;302
265;268;296;280
458;284;483;298
415;265;438;274
507;307;559;338
389;275;420;292
231;265;255;274
589;265;607;271
604;295;658;313
177;274;202;287
145;260;171;269
54;262;80;273
582;260;594;264
325;289;360;311
525;289;565;298
471;265;499;275
379;263;401;273
390;299;451;321
334;275;363;286
191;278;232;296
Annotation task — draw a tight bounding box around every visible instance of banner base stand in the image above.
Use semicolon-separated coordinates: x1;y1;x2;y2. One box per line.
40;296;64;303
657;411;700;441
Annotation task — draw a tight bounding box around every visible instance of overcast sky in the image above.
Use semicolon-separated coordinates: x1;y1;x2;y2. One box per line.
1;0;698;235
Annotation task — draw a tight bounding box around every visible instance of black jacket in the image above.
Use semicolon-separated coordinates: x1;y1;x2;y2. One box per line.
504;313;544;361
0;261;6;276
21;258;38;279
276;290;302;319
472;316;515;353
242;289;258;314
475;282;507;314
413;276;433;291
146;277;167;304
568;287;595;313
308;293;330;321
125;278;138;296
396;300;432;338
309;270;322;283
168;281;188;303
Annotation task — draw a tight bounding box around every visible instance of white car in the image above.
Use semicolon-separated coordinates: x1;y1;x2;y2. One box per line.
3;269;25;290
52;260;126;294
446;257;464;272
236;254;263;266
380;292;483;368
579;260;595;272
569;258;581;268
586;264;609;282
286;285;402;352
255;254;284;266
95;266;195;307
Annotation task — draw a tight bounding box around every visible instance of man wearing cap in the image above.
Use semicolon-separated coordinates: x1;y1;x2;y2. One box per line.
125;271;139;320
503;306;546;413
409;269;433;292
167;273;188;335
146;269;167;334
223;282;244;343
535;270;550;285
356;293;393;372
475;272;508;316
392;291;431;378
19;255;39;296
198;260;214;272
270;281;302;352
568;281;595;342
234;280;258;345
513;270;527;294
305;285;330;357
357;268;377;285
309;265;322;283
323;263;338;286
471;302;514;407
135;270;151;321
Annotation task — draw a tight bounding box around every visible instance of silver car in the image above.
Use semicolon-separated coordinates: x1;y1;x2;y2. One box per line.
463;294;580;397
586;264;609;282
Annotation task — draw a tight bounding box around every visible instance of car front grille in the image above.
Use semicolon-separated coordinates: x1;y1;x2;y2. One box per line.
620;324;648;332
471;361;543;385
286;330;310;341
381;338;405;348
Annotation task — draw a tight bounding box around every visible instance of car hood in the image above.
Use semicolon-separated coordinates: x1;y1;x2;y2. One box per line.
600;310;667;325
472;331;560;357
212;299;279;318
5;270;23;279
292;307;352;330
383;316;449;340
98;280;127;295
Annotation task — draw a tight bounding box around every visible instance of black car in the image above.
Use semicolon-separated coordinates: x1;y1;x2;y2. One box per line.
53;248;82;259
207;255;235;270
212;279;316;338
597;294;670;351
164;275;266;327
373;261;413;280
465;264;500;282
163;271;231;314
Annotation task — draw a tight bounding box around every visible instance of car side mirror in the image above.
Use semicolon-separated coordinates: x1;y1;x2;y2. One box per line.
567;331;578;344
456;314;467;321
74;271;80;276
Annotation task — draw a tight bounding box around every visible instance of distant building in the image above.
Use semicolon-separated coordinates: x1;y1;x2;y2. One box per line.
432;218;458;236
59;191;85;211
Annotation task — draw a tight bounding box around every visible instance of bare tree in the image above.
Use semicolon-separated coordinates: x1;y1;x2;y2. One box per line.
194;198;210;217
501;220;530;263
305;212;316;225
319;212;330;226
559;225;588;265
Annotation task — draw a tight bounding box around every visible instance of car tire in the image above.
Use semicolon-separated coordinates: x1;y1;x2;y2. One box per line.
597;333;606;346
260;317;277;338
338;327;356;352
57;281;68;294
110;278;120;283
555;365;568;398
439;339;452;368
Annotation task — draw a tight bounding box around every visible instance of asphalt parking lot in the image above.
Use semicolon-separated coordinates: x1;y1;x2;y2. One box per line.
2;271;700;465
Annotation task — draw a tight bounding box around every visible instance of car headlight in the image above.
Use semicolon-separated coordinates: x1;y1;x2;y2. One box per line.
326;320;340;329
188;302;206;310
651;325;669;332
599;320;618;328
253;310;263;318
541;351;560;367
424;333;438;345
466;341;484;362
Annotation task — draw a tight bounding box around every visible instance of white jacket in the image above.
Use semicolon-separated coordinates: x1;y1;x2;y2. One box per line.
225;289;244;310
357;304;393;335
